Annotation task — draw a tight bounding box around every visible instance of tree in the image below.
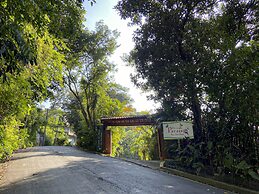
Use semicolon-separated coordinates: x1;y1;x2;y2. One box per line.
116;0;259;181
0;0;90;160
63;22;136;150
111;125;157;160
0;0;87;80
65;22;118;126
116;0;217;140
116;0;258;141
111;110;158;160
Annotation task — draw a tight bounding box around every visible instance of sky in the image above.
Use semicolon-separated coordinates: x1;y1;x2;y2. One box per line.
83;0;160;113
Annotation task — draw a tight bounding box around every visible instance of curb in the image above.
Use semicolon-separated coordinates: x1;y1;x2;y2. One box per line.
160;167;259;194
116;157;158;170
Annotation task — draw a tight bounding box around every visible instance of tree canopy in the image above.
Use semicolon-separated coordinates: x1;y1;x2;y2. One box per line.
116;0;259;182
0;0;89;80
0;0;96;160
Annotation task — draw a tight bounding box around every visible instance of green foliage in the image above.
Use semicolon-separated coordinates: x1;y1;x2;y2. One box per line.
168;140;259;182
111;125;157;161
233;160;259;181
0;0;86;161
65;79;134;151
0;0;85;80
111;126;126;156
25;108;45;145
63;22;132;151
0;117;29;162
43;108;69;146
248;170;259;181
116;0;259;183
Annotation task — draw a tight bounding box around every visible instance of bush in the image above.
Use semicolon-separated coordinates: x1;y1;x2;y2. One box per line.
0;117;29;162
167;140;259;187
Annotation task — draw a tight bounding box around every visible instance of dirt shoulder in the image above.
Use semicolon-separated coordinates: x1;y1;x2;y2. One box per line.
0;162;8;183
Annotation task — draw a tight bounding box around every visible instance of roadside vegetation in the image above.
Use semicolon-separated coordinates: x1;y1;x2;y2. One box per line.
116;0;258;188
112;125;158;160
0;0;87;161
0;0;155;163
111;111;158;160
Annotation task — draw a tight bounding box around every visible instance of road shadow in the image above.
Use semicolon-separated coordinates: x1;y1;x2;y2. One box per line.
9;146;97;162
0;146;144;194
0;159;126;194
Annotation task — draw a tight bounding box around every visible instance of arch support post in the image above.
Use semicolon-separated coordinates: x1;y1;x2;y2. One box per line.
157;127;166;160
102;125;112;155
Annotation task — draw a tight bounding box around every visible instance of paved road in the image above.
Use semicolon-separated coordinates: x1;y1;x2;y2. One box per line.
0;146;230;194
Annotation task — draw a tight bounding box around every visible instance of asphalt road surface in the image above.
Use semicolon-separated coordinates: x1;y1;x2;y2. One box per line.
0;146;230;194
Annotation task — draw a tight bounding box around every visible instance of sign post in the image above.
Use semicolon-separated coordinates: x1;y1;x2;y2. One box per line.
162;121;194;140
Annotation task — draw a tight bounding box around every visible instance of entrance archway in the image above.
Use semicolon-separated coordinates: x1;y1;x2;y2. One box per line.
101;115;165;160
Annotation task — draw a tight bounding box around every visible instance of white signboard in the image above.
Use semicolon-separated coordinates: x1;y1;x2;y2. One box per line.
162;121;194;140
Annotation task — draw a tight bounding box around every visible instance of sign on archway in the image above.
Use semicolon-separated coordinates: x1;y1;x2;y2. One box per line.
162;121;194;140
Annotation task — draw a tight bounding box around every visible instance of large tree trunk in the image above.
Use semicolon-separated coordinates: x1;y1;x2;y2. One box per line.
188;81;203;143
191;95;203;142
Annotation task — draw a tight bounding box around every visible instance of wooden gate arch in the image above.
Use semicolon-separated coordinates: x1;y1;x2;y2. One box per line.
101;115;165;160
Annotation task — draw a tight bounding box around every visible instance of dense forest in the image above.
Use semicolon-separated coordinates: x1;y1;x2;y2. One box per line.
0;0;258;187
0;0;124;158
116;0;258;185
0;0;154;163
